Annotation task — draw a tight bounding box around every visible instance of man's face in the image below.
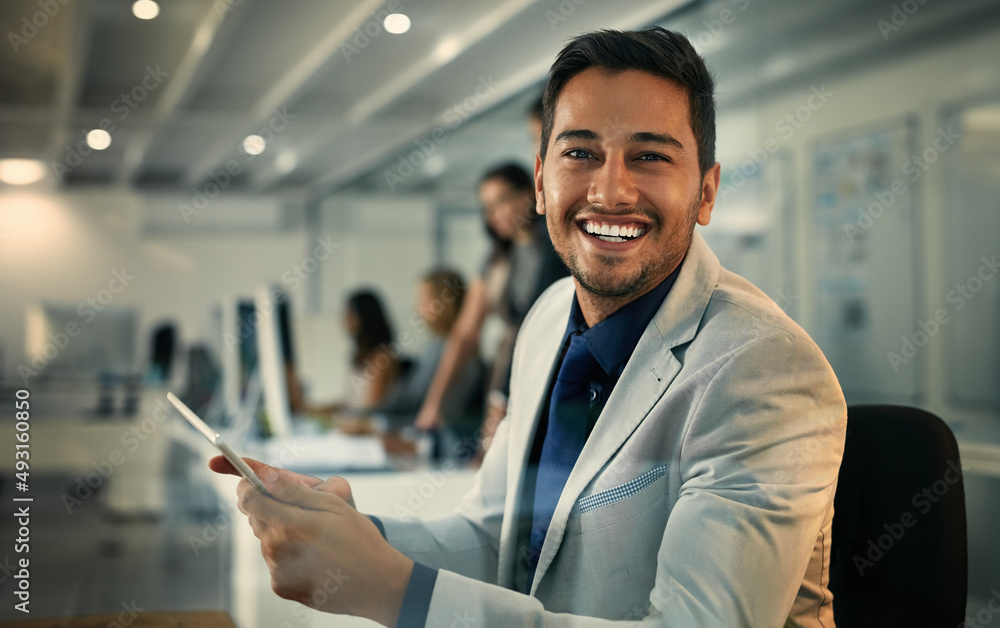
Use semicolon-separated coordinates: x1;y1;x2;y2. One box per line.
535;68;719;301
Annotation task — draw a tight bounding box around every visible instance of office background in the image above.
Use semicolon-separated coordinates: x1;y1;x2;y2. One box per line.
1;0;999;624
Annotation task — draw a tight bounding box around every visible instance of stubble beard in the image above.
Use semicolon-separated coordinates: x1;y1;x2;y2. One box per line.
544;192;701;301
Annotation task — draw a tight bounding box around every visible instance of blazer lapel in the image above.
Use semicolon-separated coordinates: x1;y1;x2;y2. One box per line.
496;280;574;588
529;232;722;594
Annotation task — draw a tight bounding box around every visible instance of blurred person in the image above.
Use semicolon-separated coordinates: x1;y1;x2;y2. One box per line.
527;94;544;150
414;162;568;451
311;289;400;416
377;269;483;440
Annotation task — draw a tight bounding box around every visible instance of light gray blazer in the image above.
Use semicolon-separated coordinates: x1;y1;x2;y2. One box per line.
381;232;847;627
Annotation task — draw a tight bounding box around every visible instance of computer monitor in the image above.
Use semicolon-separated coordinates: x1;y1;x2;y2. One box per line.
24;302;137;379
255;286;293;438
217;296;263;428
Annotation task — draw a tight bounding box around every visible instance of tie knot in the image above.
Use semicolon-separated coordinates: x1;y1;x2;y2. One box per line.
556;333;601;384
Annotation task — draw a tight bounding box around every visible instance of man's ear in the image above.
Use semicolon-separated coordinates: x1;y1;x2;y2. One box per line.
696;162;721;226
534;153;545;215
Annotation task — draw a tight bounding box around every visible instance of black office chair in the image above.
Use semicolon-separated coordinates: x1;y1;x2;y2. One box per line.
829;405;967;627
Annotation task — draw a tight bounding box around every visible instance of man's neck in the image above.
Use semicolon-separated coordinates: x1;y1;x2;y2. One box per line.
573;263;683;328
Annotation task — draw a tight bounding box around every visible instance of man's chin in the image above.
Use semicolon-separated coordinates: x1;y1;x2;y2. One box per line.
573;269;649;299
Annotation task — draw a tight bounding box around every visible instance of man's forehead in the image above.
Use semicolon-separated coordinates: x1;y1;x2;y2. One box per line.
551;68;692;138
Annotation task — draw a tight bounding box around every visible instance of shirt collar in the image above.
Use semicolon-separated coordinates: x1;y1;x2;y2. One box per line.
564;261;683;378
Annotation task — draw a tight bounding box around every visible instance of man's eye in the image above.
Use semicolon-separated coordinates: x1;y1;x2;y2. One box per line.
565;149;592;159
637;153;670;162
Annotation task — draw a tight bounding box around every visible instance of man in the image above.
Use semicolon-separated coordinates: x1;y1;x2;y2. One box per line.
212;27;846;626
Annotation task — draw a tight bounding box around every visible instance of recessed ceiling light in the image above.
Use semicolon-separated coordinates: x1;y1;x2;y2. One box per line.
243;135;266;156
132;0;159;20
0;159;47;185
424;154;446;177
86;129;112;150
275;151;297;174
384;13;411;35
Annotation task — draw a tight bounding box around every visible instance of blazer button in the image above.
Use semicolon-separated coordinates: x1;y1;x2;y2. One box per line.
589;388;598;401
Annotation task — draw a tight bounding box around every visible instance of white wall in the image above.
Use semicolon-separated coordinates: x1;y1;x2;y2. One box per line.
707;27;1000;432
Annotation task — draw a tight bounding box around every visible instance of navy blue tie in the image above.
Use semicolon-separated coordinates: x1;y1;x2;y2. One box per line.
528;332;601;570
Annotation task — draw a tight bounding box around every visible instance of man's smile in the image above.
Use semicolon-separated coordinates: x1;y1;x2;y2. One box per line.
576;216;651;246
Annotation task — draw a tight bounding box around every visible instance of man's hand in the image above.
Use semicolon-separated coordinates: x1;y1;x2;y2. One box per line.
209;456;357;509
209;457;413;626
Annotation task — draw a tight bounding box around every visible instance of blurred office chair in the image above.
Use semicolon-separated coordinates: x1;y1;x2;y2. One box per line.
829;405;967;626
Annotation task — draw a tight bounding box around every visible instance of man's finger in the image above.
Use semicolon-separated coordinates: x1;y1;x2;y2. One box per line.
209;456;324;490
254;466;346;513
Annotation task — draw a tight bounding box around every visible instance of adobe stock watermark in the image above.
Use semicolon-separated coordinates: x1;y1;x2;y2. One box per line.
877;0;931;41
887;253;998;372
772;287;800;313
383;75;501;191
7;0;71;53
102;600;145;628
220;237;338;351
51;64;171;183
844;125;959;243
213;0;244;19
61;396;171;513
686;0;752;49
718;85;832;201
18;267;136;384
276;568;351;627
341;0;410;62
961;589;1000;628
852;459;962;575
178;106;295;223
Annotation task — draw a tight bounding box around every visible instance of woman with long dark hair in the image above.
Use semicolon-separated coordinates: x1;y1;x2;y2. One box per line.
343;289;400;410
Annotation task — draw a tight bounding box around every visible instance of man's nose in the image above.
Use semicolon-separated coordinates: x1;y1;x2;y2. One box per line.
587;158;639;209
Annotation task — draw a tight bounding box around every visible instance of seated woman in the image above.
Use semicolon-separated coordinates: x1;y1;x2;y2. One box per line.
377;269;483;439
309;289;400;423
343;289;400;410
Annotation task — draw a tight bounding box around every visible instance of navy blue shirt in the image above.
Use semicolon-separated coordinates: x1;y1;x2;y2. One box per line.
375;264;682;624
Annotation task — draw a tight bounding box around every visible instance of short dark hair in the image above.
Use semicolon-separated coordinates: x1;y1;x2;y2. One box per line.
540;27;716;176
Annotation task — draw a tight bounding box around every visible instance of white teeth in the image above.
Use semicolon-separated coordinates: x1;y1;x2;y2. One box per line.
582;221;646;240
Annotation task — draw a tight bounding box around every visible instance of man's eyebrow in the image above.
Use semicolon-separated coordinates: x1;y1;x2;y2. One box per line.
553;129;598;143
552;129;685;152
630;131;685;151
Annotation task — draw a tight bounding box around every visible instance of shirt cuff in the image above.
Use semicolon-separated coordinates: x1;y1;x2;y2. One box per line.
368;515;386;538
398;562;438;628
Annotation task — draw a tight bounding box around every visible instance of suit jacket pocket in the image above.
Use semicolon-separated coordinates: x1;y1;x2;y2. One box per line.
575;464;669;535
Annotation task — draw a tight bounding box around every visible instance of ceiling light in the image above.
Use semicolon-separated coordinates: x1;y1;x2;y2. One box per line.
424;154;446;177
0;159;46;185
384;13;411;34
86;129;112;150
275;151;297;174
132;0;159;20
243;135;265;156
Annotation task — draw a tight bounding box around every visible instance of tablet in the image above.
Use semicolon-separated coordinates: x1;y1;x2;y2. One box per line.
167;391;271;495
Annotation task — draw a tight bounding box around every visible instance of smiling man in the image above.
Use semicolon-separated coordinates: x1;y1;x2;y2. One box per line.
214;27;847;627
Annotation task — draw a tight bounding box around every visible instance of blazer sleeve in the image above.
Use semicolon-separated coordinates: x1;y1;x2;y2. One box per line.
377;415;511;584
407;331;846;627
